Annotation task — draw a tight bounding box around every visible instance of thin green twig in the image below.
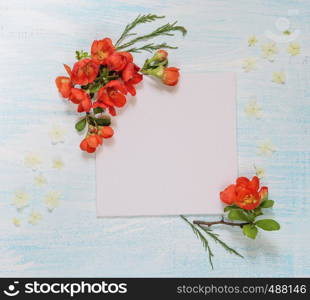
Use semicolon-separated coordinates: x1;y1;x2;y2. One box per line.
126;42;177;53
117;21;187;51
180;215;214;269
115;14;165;47
198;225;244;258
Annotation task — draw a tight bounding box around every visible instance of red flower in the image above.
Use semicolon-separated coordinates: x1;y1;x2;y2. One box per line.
162;67;180;86
99;126;114;139
106;52;133;72
220;176;268;210
55;76;72;98
94;80;127;116
220;185;237;205
69;88;92;113
91;38;115;65
80;134;103;153
71;58;99;86
122;63;143;96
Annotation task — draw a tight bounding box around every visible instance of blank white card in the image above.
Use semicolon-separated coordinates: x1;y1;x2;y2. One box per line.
96;73;237;216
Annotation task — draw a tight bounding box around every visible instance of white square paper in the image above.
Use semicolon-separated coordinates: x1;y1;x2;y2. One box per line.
96;73;237;216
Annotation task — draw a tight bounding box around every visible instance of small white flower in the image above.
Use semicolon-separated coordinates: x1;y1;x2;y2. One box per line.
44;191;60;211
34;174;47;186
287;42;300;56
261;42;278;61
52;158;64;170
12;191;29;209
248;35;258;47
13;217;21;227
258;141;277;156
255;166;266;178
28;211;42;225
49;125;67;144
272;71;285;84
24;152;42;170
244;98;262;118
242;57;257;72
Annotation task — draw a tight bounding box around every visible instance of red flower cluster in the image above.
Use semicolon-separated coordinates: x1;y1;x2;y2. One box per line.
220;176;268;210
55;36;181;153
80;126;114;153
55;38;142;115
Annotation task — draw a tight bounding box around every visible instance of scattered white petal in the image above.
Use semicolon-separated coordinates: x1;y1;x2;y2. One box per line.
49;125;67;144
28;211;42;225
12;217;21;227
12;191;29;209
44;191;60;211
258;141;277;156
287;42;301;56
248;35;258;47
34;174;47;186
272;71;286;84
52;158;64;170
24;153;42;171
255;166;266;178
261;42;278;61
244;98;262;118
242;57;257;72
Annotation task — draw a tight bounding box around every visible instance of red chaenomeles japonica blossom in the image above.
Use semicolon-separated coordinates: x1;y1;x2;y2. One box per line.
106;52;133;72
94;80;128;116
220;176;268;210
91;37;115;65
71;58;99;85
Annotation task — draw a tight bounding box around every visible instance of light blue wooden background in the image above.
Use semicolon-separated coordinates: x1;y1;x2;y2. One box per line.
0;0;309;277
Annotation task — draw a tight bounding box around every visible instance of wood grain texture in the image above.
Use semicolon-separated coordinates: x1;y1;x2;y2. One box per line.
0;0;309;277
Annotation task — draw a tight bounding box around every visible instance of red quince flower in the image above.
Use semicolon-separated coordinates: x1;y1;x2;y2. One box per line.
162;67;180;86
91;38;115;65
122;63;143;96
80;134;103;153
71;58;99;86
69;88;92;113
94;80;127;116
55;76;73;98
106;52;133;72
99;126;114;139
220;176;268;210
220;185;237;205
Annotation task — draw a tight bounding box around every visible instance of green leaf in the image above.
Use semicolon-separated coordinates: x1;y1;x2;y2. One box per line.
255;219;280;231
94;117;111;126
228;209;250;222
242;224;258;239
75;118;87;132
224;206;232;212
245;211;256;223
253;207;263;217
260;200;274;208
75;50;90;60
93;107;104;114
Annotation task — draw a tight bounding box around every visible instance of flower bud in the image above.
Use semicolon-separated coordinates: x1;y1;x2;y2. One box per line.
162;67;180;86
153;49;168;61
